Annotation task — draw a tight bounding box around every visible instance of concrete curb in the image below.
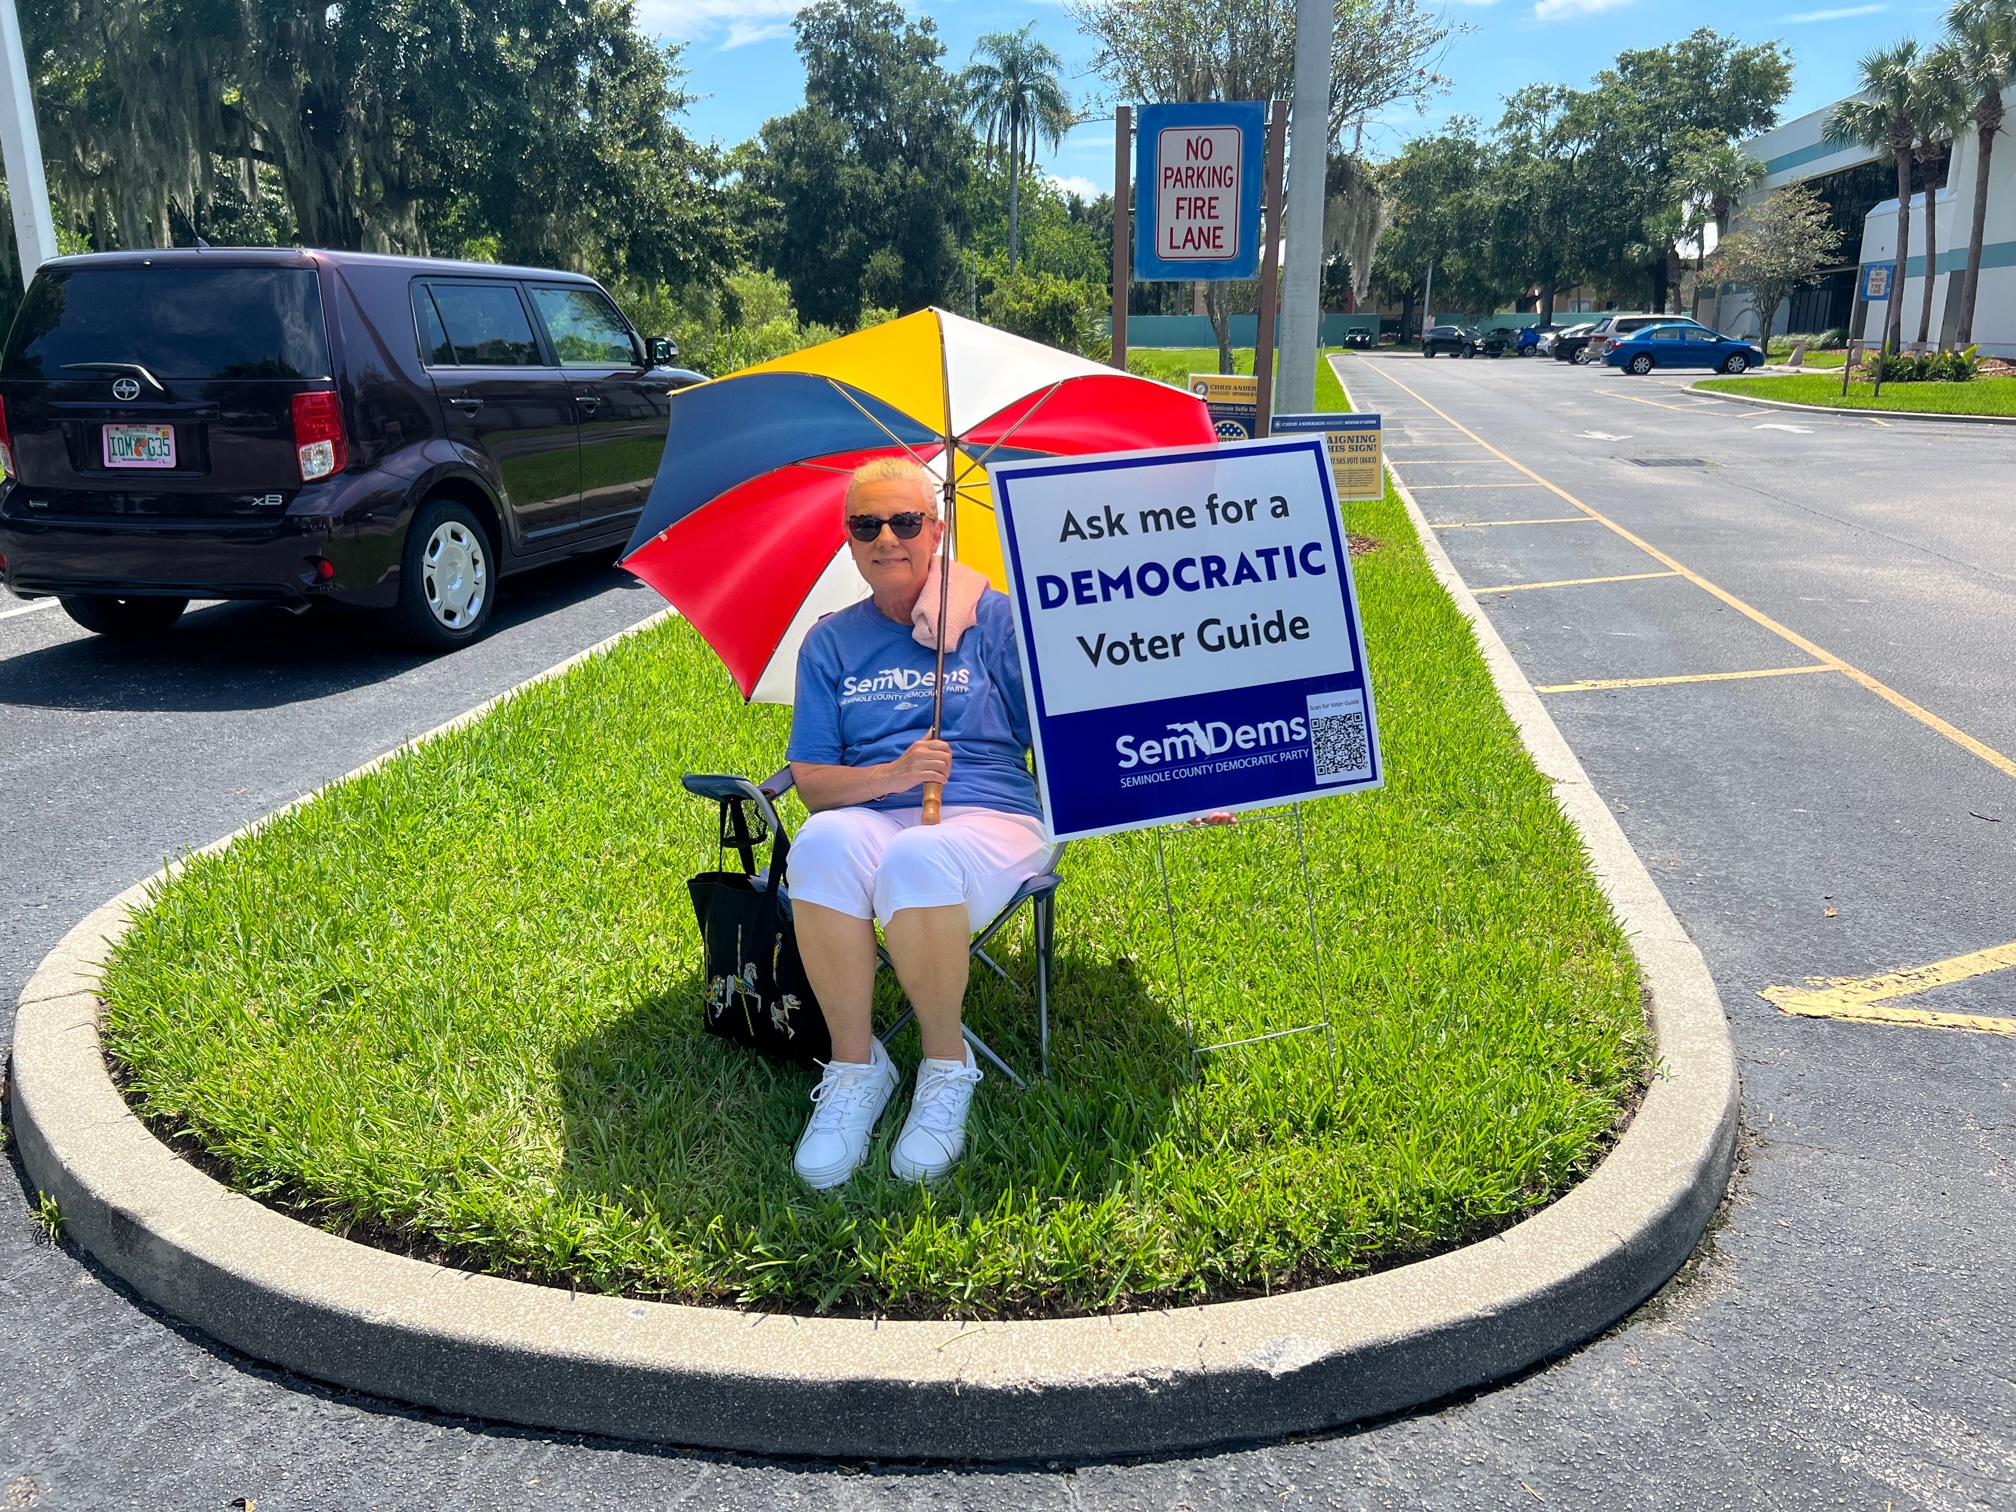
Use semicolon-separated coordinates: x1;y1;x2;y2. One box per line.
1691;377;2016;425
10;433;1738;1461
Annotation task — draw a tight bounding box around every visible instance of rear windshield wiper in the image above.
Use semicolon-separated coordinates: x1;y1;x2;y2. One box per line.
61;361;170;397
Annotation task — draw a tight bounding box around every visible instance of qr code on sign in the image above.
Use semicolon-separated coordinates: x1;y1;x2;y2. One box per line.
1306;691;1372;784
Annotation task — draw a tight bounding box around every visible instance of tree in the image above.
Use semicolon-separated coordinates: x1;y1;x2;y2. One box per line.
1578;30;1792;311
1935;0;2016;346
1668;133;1765;312
1907;56;1967;346
1826;41;1924;355
962;25;1075;273
1369;123;1490;335
1708;185;1844;344
742;0;976;327
1490;85;1602;325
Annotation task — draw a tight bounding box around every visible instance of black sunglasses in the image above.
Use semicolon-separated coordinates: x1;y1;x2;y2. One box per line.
846;511;930;543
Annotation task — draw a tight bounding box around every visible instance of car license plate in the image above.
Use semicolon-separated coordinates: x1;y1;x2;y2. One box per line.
104;423;175;468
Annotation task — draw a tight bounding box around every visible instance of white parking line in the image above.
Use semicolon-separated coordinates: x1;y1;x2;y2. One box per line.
0;597;60;622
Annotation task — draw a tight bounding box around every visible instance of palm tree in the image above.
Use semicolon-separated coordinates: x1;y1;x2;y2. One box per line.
1908;57;1967;347
1938;0;2016;346
962;26;1076;274
1826;40;1922;355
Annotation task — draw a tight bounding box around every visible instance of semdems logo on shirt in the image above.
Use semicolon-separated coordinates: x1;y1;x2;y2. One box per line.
840;666;972;698
1115;715;1307;770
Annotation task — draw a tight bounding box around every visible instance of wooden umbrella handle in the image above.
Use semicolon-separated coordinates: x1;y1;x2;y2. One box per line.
921;782;943;825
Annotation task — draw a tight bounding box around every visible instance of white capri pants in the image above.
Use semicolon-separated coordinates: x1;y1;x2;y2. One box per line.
786;805;1052;932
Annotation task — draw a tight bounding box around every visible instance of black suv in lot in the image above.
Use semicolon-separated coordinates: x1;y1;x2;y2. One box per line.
0;249;701;647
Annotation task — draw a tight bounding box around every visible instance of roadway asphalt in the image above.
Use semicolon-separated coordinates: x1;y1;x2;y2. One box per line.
4;362;2014;1508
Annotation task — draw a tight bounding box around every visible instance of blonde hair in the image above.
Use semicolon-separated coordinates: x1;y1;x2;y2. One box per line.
844;456;937;515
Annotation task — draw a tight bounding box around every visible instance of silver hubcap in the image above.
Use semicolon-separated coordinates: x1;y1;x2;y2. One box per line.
422;520;487;629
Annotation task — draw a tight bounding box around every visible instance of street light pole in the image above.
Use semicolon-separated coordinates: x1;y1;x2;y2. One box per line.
0;0;55;287
1275;0;1333;414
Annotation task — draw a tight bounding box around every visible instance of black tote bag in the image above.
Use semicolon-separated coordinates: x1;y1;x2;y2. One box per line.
687;806;831;1067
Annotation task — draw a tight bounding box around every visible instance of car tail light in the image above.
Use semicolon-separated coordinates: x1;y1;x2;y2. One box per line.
0;394;13;480
291;391;347;482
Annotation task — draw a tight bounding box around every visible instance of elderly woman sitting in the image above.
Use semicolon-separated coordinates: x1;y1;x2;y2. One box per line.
784;457;1048;1188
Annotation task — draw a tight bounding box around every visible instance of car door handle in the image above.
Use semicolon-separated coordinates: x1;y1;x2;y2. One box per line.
573;394;603;411
447;396;484;411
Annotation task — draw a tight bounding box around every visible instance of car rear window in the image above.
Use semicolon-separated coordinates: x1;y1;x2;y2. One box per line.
1;266;330;380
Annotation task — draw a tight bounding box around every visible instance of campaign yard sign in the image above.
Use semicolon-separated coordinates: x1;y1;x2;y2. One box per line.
990;436;1383;841
1190;372;1259;440
1269;413;1384;501
1134;102;1266;282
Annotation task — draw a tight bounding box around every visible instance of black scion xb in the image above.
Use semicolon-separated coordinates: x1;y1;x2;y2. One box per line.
0;248;701;647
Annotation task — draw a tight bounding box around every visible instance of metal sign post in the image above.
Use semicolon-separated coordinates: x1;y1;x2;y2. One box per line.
0;0;55;287
1111;106;1131;370
1275;0;1335;417
1251;101;1288;439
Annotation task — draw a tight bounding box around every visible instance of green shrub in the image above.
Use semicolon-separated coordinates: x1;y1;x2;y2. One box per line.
1868;347;1980;383
615;269;840;378
980;269;1106;357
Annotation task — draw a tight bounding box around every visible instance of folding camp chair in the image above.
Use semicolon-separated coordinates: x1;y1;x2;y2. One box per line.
681;766;1067;1083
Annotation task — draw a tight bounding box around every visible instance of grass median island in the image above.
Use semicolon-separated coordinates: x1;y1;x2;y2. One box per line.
99;473;1648;1320
1698;372;2016;415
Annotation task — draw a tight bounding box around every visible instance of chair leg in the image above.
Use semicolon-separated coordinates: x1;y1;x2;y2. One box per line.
879;1007;915;1047
962;1027;1026;1089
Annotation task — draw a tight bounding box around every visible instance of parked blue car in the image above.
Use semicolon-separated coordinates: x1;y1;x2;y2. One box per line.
1604;323;1763;375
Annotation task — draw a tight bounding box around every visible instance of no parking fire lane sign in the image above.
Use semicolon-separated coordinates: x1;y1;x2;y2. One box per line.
1134;102;1265;282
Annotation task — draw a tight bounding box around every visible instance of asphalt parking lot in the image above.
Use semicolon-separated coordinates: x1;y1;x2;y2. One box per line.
4;356;2015;1507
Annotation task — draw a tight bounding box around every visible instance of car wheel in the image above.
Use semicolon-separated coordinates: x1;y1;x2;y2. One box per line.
1721;354;1749;375
1461;346;1475;358
1572;347;1591;366
1628;353;1654;375
395;497;495;651
59;594;189;638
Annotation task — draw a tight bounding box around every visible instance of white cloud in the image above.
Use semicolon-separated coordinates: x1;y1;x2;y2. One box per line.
1049;174;1101;200
1533;0;1631;18
1782;3;1884;19
637;0;803;43
723;18;794;48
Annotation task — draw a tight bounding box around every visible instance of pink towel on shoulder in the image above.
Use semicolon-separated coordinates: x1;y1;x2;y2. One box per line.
911;558;989;652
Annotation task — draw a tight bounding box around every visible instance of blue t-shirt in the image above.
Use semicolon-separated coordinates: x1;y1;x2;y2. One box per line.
786;590;1041;818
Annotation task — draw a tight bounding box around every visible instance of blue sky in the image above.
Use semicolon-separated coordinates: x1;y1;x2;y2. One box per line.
643;1;1943;195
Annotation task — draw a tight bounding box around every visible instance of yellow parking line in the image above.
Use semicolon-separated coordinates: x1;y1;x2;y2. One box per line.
1408;482;1546;490
1762;941;2016;1036
1603;390;1719;413
1474;570;1682;594
1429;517;1595;529
1535;665;1836;694
1370;364;2016;783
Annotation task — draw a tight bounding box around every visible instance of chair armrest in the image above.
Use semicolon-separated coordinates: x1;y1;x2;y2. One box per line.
760;764;797;799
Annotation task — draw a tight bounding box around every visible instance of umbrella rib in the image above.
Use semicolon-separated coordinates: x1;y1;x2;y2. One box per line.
958;380;1067;467
823;379;933;467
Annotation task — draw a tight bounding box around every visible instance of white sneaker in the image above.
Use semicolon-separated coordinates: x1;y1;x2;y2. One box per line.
793;1040;898;1190
889;1045;983;1184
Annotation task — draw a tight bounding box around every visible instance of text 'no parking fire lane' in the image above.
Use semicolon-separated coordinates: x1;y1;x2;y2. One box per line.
1336;346;2016;1507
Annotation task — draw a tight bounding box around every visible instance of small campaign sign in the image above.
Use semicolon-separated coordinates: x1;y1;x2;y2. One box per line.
1269;413;1383;501
990;436;1383;840
1190;372;1258;440
1861;263;1894;301
1134;102;1265;282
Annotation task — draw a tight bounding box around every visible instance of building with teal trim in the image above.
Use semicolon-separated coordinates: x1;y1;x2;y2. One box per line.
1709;88;2015;356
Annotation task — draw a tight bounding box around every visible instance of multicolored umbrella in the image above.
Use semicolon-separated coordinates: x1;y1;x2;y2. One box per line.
620;307;1216;702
